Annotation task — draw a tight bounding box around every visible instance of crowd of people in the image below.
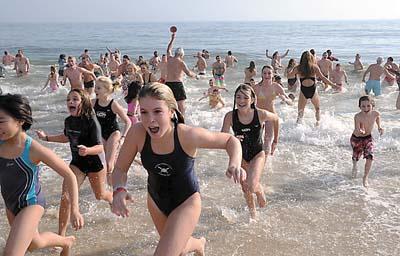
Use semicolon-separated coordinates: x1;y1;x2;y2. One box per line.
0;26;398;255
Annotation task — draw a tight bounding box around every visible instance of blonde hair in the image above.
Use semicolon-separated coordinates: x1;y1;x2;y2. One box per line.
96;76;120;93
139;82;184;123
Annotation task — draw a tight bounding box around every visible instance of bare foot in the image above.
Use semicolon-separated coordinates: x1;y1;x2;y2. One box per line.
249;207;257;219
363;176;369;188
255;189;267;208
315;121;320;127
194;237;206;256
60;236;76;256
296;117;303;124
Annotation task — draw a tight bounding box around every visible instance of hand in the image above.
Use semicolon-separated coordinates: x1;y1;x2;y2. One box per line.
70;209;84;231
77;145;89;156
112;190;133;217
271;141;278;155
35;130;47;140
226;165;246;184
378;127;384;135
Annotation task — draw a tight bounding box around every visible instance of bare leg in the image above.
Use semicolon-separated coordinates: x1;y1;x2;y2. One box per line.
247;151;267;208
87;169;113;203
177;100;186;117
297;92;307;124
352;160;358;179
310;92;321;126
147;193;205;256
263;121;274;155
241;161;256;219
363;159;373;188
59;165;86;236
104;131;121;186
5;206;75;256
396;91;400;109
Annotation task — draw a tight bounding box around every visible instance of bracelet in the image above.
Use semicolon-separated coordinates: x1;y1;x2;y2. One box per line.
45;135;49;141
113;187;127;196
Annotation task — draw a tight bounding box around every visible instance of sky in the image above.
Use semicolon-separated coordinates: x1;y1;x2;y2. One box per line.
1;0;400;23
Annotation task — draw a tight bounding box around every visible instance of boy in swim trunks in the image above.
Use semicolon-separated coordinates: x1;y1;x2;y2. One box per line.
212;56;226;87
350;96;383;188
362;57;395;96
330;63;348;92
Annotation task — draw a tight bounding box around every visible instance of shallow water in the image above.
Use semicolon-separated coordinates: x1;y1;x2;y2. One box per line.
0;21;400;255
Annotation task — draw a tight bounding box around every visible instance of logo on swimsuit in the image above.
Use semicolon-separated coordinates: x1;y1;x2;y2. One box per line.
97;111;106;118
241;128;251;132
6;162;14;167
155;163;173;177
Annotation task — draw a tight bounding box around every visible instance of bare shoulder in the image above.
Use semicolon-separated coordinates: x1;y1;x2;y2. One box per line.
372;110;380;117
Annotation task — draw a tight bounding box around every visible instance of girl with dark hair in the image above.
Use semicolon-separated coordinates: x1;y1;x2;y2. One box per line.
125;81;142;125
111;83;246;256
244;61;257;84
42;65;60;92
0;93;83;255
288;51;335;126
221;84;279;218
36;89;112;239
285;58;298;92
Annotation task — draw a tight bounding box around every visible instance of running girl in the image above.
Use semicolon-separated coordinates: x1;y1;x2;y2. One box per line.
42;65;60;92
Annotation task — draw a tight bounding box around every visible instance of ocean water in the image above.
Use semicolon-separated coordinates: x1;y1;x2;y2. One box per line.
0;21;400;256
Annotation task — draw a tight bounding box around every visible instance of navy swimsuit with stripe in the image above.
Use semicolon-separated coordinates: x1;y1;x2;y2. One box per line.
0;136;45;215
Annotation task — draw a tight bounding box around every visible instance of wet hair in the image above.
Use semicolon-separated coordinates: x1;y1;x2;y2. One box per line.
228;51;232;55
4;51;8;55
260;65;274;83
248;61;256;72
0;94;33;131
154;51;158;56
388;57;394;62
336;63;341;67
175;47;184;57
298;51;314;77
96;76;119;93
50;65;56;78
233;84;257;110
359;95;375;108
216;55;220;59
139;82;184;124
327;49;332;54
59;54;66;60
84;49;89;53
310;49;315;55
274;75;282;82
68;89;93;119
272;51;279;59
15;53;21;58
123;55;130;60
125;81;142;104
287;58;296;69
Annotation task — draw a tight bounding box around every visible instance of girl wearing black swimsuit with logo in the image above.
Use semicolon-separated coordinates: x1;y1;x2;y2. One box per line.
221;84;279;218
288;51;335;126
111;83;246;256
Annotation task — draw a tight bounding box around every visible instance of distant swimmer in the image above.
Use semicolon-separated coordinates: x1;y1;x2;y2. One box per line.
244;61;257;84
108;53;121;81
2;51;15;66
349;53;364;71
317;52;333;90
285;59;298;92
149;51;161;71
79;56;103;95
158;54;168;83
221;84;279;218
288;51;335;126
198;79;228;109
41;66;60;92
225;50;238;68
212;55;226;87
194;52;207;75
58;54;67;78
111;83;246;256
362;57;395;96
165;27;198;116
254;65;292;154
201;49;210;59
62;56;96;90
383;57;399;86
326;49;339;61
266;49;289;74
350;96;383;188
78;49;92;62
14;49;30;76
330;63;348;92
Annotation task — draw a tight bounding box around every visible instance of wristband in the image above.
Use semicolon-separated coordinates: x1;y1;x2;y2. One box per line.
113;187;127;196
45;135;49;141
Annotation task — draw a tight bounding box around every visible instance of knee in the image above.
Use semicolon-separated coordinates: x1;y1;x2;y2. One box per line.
247;180;259;194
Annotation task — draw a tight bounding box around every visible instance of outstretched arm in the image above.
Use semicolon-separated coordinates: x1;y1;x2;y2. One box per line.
167;33;176;57
265;50;272;59
281;49;290;58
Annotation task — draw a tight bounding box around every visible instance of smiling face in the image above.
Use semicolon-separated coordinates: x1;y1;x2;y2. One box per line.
235;90;253;111
359;100;372;113
139;96;174;138
66;91;82;116
0;110;22;141
262;67;273;81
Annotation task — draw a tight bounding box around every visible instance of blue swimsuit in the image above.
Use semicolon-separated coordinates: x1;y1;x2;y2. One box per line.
0;136;45;216
140;124;199;216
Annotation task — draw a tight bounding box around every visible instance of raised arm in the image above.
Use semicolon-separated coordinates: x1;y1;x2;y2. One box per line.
281;49;290;59
167;33;176;57
275;83;293;105
265;50;272;59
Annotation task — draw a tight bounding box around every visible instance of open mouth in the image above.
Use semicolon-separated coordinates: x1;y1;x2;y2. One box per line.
69;106;77;113
149;126;160;134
